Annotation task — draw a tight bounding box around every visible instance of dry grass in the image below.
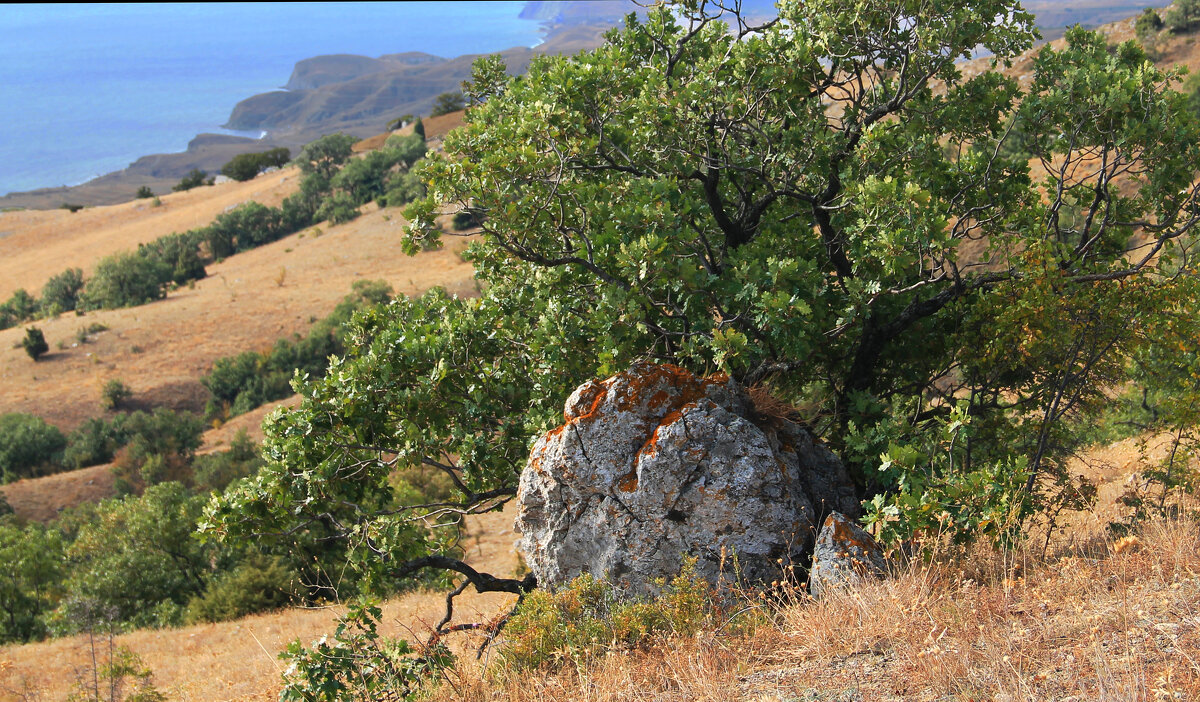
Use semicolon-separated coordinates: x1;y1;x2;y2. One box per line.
427;516;1200;702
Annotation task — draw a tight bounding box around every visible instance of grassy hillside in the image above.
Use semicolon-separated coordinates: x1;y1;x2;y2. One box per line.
0;177;476;432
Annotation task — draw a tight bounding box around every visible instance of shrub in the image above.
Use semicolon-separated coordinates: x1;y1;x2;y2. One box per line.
497;560;720;676
191;429;264;492
1;289;38;328
135;185;154;199
63;409;204;472
220;147;291;182
201;281;393;421
314;191;360;224
0;413;66;482
412;116;425;139
208;201;284;253
451;210;477;230
383;132;427;169
172;168;212;192
429;91;465;117
137;230;207;285
101;379;132;411
22;327;48;361
279;600;451;701
183;554;295;624
54;483;212;631
382;170;426;208
40;268;85;315
1167;0;1200;32
0;522;65;643
297;133;357;181
82;252;171;309
60;203;83;213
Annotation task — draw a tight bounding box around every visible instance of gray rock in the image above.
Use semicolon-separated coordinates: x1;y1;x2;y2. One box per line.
808;511;887;598
515;362;859;596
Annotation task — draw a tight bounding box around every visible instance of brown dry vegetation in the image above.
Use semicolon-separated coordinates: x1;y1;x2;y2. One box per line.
426;515;1199;702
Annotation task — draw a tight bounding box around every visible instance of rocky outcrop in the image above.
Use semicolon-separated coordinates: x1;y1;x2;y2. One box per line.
515;362;859;596
808;511;887;598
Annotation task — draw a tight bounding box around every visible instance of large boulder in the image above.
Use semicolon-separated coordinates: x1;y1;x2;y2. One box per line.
515;362;859;596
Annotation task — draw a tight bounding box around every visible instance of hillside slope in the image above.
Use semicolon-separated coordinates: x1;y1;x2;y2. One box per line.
0;175;476;432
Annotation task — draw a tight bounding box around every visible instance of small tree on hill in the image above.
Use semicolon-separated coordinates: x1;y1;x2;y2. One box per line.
297;133;357;181
135;186;154;199
1167;0;1200;32
1136;8;1165;57
40;267;86;316
412;116;426;139
429;91;465;117
172;169;212;192
21;327;48;362
101;379;133;411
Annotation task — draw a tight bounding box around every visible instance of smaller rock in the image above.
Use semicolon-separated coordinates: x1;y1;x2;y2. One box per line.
809;512;886;598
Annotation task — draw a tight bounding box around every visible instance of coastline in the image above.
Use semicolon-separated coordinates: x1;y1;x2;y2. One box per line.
0;17;620;211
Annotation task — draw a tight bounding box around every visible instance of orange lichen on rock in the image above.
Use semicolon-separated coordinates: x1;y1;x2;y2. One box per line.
564;380;607;423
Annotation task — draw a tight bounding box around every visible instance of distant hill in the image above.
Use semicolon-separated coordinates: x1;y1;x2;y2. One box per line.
224;47;539;137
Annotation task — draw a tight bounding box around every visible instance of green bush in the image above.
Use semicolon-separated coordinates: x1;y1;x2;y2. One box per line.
383;133;427;169
1167;0;1200;32
137;230;207;285
183;554;295;624
39;268;86;316
207;201;284;255
191;430;264;492
0;289;38;329
101;379;132;411
451;210;477;230
172;168;212;192
82;252;171;309
429;91;465;117
382;170;426;208
63;409;204;472
279;600;451;702
0;522;65;643
135;185;155;199
201;281;393;421
21;327;48;361
297;133;357;181
54;483;212;631
314;191;360;225
220;147;291;182
0;413;66;482
497;561;720;676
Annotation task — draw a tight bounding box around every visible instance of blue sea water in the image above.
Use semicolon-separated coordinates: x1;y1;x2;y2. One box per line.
0;2;547;196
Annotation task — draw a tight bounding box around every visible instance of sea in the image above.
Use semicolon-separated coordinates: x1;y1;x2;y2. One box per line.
0;2;549;197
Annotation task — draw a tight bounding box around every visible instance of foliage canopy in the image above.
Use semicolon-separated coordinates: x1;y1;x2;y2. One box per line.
205;0;1200;652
